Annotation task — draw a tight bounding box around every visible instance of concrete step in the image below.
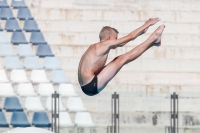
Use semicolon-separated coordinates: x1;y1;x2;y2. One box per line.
33;20;200;35
80;94;200;112
1;126;200;133
1;83;200;101
2;103;200;128
2;95;200;127
5;32;200;59
7;44;200;61
64;70;200;86
1;21;200;47
2;84;200;111
9;0;200;12
90;111;200;127
11;8;200;23
62;126;200;133
1;29;196;48
57;57;200;73
49;45;200;60
39;32;200;47
73;83;200;98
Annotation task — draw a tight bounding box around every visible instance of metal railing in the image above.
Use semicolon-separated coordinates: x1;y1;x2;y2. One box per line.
170;92;178;133
51;91;60;133
165;126;171;133
107;92;119;133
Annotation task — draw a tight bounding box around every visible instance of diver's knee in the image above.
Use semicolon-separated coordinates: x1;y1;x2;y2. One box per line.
117;55;130;64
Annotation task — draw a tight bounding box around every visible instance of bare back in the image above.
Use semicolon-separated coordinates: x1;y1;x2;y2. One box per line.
78;43;108;86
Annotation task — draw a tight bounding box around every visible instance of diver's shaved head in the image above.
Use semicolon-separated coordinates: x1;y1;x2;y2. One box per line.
99;26;119;41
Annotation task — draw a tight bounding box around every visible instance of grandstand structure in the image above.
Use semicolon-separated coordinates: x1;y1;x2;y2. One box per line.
0;0;95;133
1;0;200;133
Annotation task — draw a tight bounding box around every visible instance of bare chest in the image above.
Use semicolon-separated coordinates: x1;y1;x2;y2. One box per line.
91;54;108;74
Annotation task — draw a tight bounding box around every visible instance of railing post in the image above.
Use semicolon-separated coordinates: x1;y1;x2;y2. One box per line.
170;92;178;133
165;126;171;133
111;92;119;133
51;91;60;133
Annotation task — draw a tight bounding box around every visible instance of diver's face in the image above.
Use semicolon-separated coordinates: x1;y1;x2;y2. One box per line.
105;33;118;49
110;33;118;49
106;32;118;41
109;33;118;40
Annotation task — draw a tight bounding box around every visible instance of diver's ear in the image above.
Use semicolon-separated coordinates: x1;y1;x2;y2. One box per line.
107;36;110;40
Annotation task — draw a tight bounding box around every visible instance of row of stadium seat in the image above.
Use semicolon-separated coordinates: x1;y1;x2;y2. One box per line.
0;7;32;20
1;56;61;70
2;97;86;112
0;32;47;45
0;1;95;130
0;45;54;57
0;111;51;127
0;83;78;97
4;19;40;32
0;69;70;83
0;0;26;8
0;111;95;128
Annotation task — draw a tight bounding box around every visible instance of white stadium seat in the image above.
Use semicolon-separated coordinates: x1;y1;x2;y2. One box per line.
17;44;34;57
0;32;9;44
25;97;45;112
17;83;37;96
0;63;3;69
58;84;78;97
30;70;49;83
10;69;29;83
0;70;9;82
75;112;95;127
4;56;22;70
45;97;65;111
0;83;16;97
66;97;86;112
38;83;54;97
59;112;74;127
